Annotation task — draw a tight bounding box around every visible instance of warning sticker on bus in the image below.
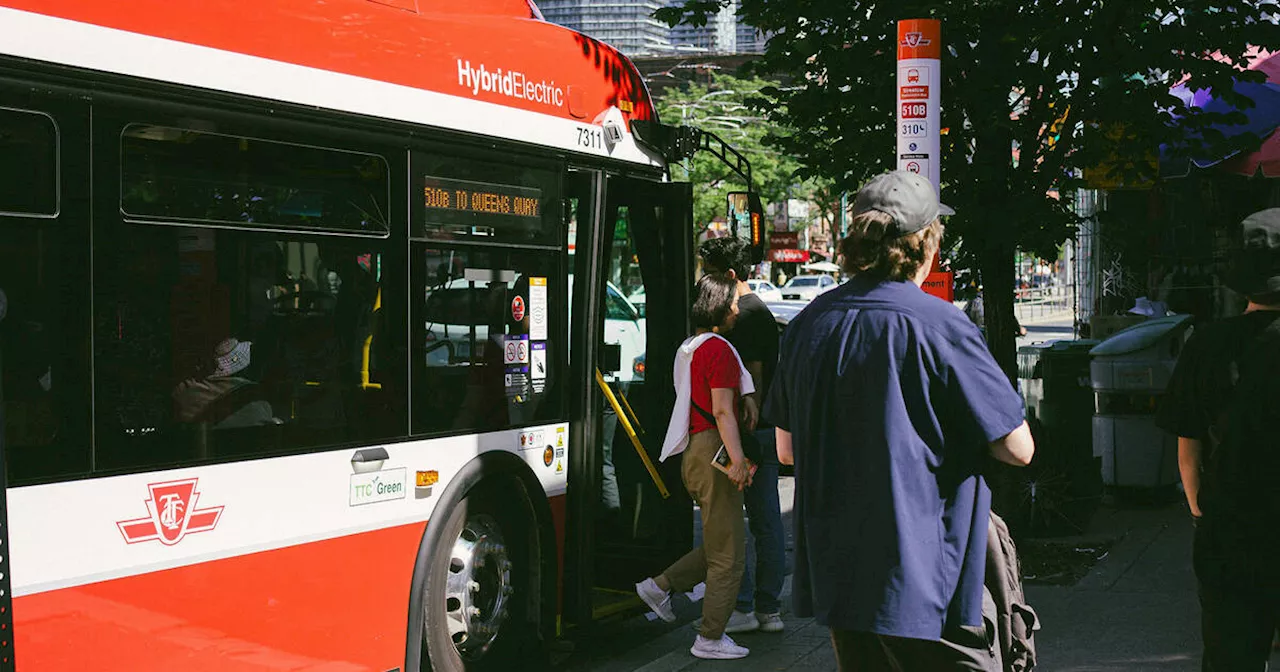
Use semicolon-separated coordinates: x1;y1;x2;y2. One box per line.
529;277;548;340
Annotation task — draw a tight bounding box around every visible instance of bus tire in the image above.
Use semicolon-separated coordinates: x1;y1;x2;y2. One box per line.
418;479;545;672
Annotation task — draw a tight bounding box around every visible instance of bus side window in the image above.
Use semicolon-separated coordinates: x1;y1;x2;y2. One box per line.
412;247;562;435
0;105;93;486
93;226;407;472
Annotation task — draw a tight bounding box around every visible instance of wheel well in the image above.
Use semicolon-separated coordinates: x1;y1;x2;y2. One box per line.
404;450;557;671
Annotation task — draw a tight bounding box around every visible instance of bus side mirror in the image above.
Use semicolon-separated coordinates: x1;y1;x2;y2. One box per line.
727;191;765;264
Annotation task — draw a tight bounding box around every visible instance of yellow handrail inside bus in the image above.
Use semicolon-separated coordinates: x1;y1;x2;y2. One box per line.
614;383;643;436
361;287;383;390
595;369;668;499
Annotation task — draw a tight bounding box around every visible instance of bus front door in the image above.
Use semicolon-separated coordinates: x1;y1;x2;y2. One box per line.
587;177;694;617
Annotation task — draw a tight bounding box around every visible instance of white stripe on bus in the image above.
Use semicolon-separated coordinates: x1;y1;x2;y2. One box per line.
9;423;569;597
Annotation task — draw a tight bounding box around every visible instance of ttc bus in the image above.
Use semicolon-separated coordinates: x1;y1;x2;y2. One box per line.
0;1;716;669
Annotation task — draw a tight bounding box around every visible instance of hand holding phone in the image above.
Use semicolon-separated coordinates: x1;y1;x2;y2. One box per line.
712;444;756;490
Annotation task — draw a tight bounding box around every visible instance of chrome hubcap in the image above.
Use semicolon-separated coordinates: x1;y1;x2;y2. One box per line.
442;514;512;656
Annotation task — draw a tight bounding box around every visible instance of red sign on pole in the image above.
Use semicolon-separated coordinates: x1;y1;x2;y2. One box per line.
897;19;941;191
768;249;810;263
921;271;954;303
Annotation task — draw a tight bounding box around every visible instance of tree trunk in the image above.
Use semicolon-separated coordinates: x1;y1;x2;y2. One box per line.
981;242;1019;383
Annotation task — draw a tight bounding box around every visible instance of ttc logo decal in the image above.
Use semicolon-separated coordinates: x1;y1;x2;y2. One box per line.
901;32;931;48
117;478;224;545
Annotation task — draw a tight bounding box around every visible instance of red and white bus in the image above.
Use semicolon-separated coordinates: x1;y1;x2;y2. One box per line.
0;2;715;670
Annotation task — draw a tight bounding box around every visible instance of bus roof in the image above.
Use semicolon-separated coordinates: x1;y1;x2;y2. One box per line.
0;0;663;166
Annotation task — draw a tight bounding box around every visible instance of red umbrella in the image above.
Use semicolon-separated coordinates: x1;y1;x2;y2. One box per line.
1167;49;1280;177
1206;50;1280;178
1219;127;1280;177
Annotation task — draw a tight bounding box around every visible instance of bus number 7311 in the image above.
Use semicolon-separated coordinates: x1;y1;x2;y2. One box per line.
576;126;603;150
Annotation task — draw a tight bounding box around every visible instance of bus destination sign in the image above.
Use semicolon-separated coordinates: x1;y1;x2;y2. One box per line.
423;176;541;224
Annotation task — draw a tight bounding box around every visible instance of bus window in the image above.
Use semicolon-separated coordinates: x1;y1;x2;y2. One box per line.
121;124;390;236
0;104;91;486
413;247;561;435
0;108;58;217
93;224;406;472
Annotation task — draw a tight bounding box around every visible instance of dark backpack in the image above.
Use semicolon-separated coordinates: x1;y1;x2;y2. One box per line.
987;511;1039;672
1203;313;1280;522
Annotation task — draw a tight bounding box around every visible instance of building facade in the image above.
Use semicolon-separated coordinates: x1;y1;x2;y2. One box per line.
538;0;671;56
539;0;763;56
667;1;736;54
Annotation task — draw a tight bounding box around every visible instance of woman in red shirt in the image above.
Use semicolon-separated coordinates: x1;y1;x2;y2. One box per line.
636;273;754;660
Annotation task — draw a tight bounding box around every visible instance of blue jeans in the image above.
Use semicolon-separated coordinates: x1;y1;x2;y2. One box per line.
737;428;785;615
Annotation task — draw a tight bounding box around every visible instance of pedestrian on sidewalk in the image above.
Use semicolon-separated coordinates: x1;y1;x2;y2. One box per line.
636;273;755;661
698;236;786;635
962;286;1027;339
765;171;1036;671
1156;207;1280;672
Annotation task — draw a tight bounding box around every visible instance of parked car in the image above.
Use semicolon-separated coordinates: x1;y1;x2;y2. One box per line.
426;279;645;381
626;287;647;318
605;283;646;382
747;279;783;302
780;274;837;301
764;300;807;331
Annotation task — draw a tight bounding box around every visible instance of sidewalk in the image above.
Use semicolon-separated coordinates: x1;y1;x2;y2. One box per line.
566;495;1279;671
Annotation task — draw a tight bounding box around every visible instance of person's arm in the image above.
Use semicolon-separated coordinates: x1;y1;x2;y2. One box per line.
946;325;1034;467
711;386;751;490
1178;436;1204;518
988;420;1035;466
776;428;793;466
740;360;764;430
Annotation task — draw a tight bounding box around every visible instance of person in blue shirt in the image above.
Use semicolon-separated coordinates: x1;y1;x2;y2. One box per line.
764;171;1035;670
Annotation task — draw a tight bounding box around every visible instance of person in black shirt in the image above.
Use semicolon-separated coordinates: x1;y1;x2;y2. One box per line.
697;236;786;634
1156;207;1280;671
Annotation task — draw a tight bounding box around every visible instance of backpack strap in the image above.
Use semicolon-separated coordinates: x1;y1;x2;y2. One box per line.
691;400;717;426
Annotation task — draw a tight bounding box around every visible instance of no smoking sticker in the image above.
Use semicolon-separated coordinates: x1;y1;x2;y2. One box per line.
503;336;530;364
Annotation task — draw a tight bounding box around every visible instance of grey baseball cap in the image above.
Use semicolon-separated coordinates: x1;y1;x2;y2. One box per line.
1226;207;1280;297
852;170;955;237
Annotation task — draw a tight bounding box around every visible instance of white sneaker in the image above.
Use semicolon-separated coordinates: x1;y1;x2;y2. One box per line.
691;610;759;633
635;578;676;623
690;634;750;660
756;612;784;632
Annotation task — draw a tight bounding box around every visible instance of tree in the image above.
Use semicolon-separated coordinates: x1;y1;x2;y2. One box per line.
653;72;827;237
658;0;1279;377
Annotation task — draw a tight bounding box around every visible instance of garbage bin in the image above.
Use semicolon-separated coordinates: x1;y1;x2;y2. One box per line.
1012;339;1102;535
1089;314;1194;489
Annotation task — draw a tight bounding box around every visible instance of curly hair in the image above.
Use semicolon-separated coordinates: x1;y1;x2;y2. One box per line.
698;236;752;279
839;210;944;282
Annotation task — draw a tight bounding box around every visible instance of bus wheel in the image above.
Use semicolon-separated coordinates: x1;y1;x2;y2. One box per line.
422;485;531;671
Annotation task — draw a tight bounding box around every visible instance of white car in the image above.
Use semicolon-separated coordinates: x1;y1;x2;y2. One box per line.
780;274;837;302
605;283;646;382
765;300;808;328
424;279;645;382
747;279;783;303
626;287;647;318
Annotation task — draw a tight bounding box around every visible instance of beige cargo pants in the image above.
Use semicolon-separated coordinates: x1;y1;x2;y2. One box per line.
659;428;746;639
